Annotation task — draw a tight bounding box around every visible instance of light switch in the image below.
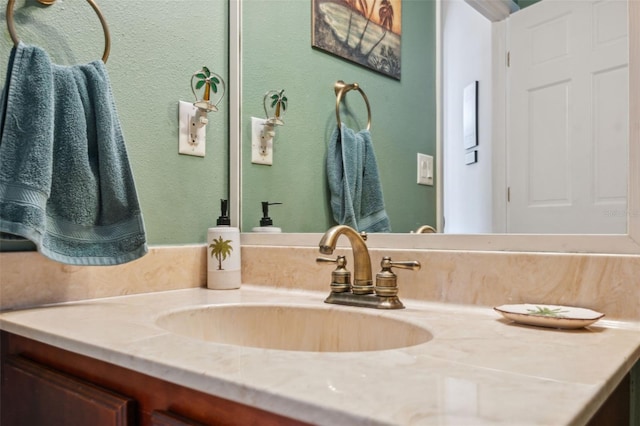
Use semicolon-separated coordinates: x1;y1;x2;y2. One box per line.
417;153;433;186
178;101;206;157
465;150;478;165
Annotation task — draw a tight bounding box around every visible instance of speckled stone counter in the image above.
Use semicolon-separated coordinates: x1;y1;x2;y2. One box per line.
1;287;639;425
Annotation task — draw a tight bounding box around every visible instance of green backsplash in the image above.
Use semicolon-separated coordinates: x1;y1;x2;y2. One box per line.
0;0;228;245
241;0;437;233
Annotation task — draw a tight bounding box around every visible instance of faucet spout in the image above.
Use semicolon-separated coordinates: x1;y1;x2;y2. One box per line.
318;225;373;294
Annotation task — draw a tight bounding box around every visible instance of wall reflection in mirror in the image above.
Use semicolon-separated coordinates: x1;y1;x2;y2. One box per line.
240;0;630;235
443;0;628;235
241;0;437;233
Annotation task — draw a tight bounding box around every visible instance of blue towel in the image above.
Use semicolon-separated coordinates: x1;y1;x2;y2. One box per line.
0;43;147;265
327;123;390;232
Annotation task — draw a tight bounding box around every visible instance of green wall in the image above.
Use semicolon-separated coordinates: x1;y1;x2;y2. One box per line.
1;0;437;241
1;0;228;245
241;0;437;233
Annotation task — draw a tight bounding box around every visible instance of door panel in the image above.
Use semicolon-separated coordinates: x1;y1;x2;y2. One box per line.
1;356;135;426
507;0;628;233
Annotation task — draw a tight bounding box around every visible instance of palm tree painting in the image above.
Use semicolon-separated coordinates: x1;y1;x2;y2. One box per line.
209;236;233;270
312;0;402;80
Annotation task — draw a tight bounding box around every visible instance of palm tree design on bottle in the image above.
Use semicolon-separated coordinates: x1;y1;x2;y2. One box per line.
209;236;233;270
270;90;288;122
194;66;220;102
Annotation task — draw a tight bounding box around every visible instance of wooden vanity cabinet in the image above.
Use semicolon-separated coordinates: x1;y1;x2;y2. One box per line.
586;373;631;426
0;331;309;426
1;330;634;425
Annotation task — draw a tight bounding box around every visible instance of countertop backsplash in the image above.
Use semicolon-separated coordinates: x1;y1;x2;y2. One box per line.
2;244;639;321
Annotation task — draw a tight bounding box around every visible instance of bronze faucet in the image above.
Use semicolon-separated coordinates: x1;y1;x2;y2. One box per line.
318;225;373;294
317;225;420;309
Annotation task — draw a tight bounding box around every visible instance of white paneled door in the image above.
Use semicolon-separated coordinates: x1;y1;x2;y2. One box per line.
507;0;628;234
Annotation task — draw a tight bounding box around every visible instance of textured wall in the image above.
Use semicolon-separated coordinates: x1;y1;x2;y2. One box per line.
241;0;437;233
1;0;228;244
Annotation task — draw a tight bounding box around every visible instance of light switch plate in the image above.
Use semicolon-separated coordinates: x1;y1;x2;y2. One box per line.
465;150;478;165
251;117;273;165
178;101;206;157
417;153;433;186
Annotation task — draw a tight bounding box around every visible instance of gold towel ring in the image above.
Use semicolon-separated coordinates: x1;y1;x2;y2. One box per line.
6;0;111;63
334;80;371;131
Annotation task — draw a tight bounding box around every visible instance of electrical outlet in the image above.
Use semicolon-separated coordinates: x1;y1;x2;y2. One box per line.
178;101;206;157
417;153;433;186
251;117;273;165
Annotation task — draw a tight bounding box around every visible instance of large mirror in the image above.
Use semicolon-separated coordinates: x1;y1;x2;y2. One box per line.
238;0;437;234
231;0;639;253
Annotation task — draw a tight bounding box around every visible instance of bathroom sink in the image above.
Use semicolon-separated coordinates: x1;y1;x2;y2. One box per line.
155;304;432;352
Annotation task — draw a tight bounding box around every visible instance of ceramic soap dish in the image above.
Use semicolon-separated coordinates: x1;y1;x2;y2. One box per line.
494;304;604;329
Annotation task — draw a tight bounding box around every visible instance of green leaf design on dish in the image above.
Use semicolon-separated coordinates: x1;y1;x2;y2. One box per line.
526;306;569;317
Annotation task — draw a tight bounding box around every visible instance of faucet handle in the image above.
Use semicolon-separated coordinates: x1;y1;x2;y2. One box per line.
316;256;342;264
375;256;421;299
385;258;421;271
316;255;351;293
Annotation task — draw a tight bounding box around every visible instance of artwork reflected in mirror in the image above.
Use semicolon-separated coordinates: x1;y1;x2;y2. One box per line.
312;0;403;80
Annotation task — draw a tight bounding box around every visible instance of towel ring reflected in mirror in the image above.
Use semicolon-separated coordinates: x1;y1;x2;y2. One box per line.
6;0;111;63
335;80;372;131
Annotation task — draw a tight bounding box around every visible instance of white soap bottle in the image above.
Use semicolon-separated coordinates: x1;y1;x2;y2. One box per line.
207;199;241;289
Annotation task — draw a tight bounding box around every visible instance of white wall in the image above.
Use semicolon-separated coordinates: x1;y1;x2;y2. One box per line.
442;0;496;233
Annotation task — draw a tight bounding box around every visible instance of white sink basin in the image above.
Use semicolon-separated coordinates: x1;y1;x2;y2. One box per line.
156;304;432;352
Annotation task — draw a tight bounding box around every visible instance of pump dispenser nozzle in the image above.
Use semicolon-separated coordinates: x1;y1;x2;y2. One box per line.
260;201;282;226
216;199;231;226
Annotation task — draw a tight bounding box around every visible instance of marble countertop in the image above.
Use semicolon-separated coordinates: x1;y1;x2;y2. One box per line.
1;287;639;425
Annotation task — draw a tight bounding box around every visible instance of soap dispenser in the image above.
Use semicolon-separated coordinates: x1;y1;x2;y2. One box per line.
207;199;241;289
252;201;282;233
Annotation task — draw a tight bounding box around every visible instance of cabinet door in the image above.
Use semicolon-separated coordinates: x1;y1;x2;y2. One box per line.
151;410;208;426
1;355;135;426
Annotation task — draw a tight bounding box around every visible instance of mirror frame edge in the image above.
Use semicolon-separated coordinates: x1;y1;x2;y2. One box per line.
436;0;445;233
230;0;241;228
231;0;640;255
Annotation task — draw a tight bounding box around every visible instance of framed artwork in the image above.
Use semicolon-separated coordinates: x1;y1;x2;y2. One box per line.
463;81;478;150
312;0;402;80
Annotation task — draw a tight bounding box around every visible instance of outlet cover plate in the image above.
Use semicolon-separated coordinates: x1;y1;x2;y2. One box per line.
417;153;434;186
179;101;206;157
251;117;273;165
